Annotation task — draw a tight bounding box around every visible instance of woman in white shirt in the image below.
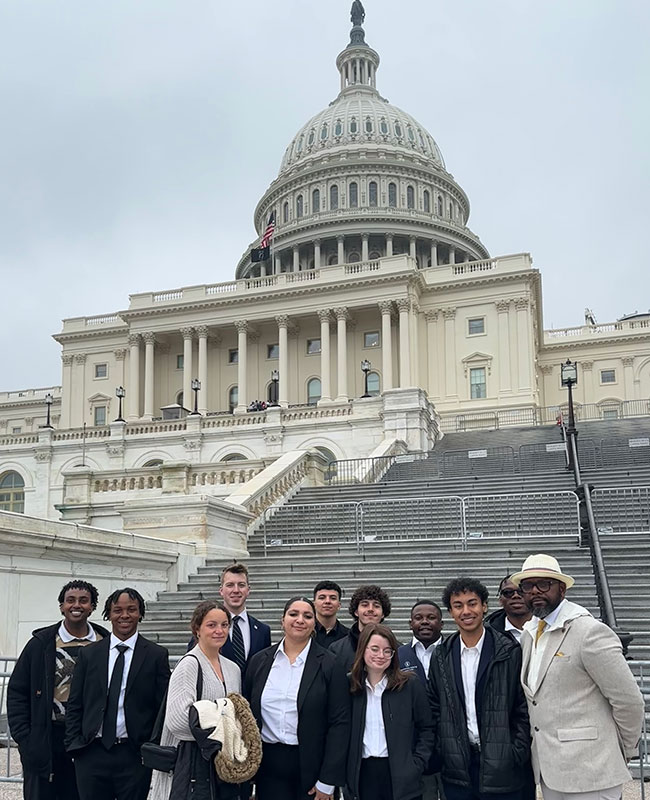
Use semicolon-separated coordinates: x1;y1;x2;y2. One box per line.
346;623;434;800
244;596;350;800
152;600;241;800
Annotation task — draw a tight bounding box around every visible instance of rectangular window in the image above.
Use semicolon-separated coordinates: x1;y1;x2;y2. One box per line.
364;331;380;348
267;343;279;359
600;369;616;384
94;406;106;426
228;349;239;364
11;427;22;435
94;363;108;379
176;354;184;370
470;367;487;399
468;317;485;336
307;338;321;354
602;409;619;420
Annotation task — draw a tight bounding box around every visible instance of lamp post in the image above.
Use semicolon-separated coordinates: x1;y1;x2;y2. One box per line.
115;386;126;422
560;359;579;478
190;378;201;415
361;359;371;398
44;393;54;429
270;370;279;407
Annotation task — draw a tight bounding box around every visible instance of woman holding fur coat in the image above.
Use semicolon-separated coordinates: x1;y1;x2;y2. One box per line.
151;600;241;800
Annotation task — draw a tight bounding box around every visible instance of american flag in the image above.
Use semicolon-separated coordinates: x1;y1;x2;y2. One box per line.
260;212;276;249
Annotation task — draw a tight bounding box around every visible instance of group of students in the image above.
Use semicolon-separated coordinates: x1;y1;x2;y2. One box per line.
7;556;645;800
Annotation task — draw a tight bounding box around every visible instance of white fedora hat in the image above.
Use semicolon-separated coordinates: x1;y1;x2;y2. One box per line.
510;553;575;589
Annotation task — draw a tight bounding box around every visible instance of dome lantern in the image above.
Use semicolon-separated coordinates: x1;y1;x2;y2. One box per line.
336;1;380;94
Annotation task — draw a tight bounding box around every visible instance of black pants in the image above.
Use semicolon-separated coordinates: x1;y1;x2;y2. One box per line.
22;724;79;800
256;743;311;800
442;749;521;800
359;757;413;800
73;740;151;800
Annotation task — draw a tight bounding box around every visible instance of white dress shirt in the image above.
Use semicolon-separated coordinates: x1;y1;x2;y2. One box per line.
411;636;441;676
58;622;97;643
504;617;523;644
362;675;388;758
460;629;485;744
231;609;251;658
100;632;138;739
260;639;333;795
523;599;567;692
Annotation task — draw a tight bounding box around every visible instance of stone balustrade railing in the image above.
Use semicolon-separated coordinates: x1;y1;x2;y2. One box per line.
545;318;650;340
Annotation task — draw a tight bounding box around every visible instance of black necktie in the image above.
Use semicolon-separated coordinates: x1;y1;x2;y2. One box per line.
102;644;128;749
231;616;246;672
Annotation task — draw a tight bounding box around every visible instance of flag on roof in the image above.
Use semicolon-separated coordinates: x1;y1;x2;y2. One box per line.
250;212;275;262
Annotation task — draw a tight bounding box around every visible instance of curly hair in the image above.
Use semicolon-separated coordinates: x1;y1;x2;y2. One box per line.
348;585;391;620
349;623;408;694
102;587;146;621
442;577;489;610
58;580;99;609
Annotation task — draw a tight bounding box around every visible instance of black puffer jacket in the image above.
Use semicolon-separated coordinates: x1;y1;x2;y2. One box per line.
427;627;530;793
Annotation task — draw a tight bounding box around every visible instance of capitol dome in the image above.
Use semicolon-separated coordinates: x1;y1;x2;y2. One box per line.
236;5;488;279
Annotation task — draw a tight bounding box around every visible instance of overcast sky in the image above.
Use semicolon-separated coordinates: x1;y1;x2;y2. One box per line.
1;0;648;392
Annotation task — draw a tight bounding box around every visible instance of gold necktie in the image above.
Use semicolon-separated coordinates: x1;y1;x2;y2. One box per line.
535;619;547;644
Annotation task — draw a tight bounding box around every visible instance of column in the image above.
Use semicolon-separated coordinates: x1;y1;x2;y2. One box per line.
337;235;345;264
73;353;87;425
361;233;369;262
425;310;439;397
623;357;635;400
276;315;289;407
443;308;457;397
430;240;438;267
448;245;456;265
234;320;248;412
396;298;411;387
314;239;321;269
386;233;393;257
581;361;594;405
409;236;416;259
293;246;300;272
143;332;155;420
379;301;393;391
197;325;209;414
318;309;332;402
181;327;193;410
127;335;140;419
274;253;281;274
496;300;512;393
60;354;74;428
260;263;267;277
334;307;349;401
515;298;531;391
411;302;420;386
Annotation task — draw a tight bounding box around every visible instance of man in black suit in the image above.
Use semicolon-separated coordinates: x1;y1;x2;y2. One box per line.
313;580;348;648
65;588;170;800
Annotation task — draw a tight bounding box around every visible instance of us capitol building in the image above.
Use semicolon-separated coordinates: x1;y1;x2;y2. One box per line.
1;4;649;532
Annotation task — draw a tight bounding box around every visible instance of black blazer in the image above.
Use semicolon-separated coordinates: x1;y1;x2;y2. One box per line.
398;644;427;683
244;641;350;792
187;612;271;677
64;634;170;752
347;675;434;800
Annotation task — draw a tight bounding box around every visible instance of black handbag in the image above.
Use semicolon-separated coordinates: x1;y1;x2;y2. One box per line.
141;654;203;773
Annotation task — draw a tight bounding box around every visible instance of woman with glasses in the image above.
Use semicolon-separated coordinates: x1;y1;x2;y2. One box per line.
346;623;433;800
244;596;350;800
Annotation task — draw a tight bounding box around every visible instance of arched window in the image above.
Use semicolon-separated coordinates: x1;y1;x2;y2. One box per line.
176;391;184;407
369;181;378;207
222;453;247;462
330;185;339;210
334;119;343;137
0;471;25;513
228;386;238;413
437;195;443;216
143;459;163;467
350;117;358;135
367;372;380;397
312;188;320;213
394;121;402;138
307;378;322;405
296;194;303;218
328;255;338;265
423;189;431;213
407;185;415;209
365;117;373;134
349;182;358;208
348;251;361;263
388;182;397;208
320;123;328;141
380;118;389;135
296;134;304;154
283;201;289;223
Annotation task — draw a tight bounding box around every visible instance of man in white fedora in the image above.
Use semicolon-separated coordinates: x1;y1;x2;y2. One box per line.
511;553;643;800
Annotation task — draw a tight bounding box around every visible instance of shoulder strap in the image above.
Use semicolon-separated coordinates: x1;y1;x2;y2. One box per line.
186;653;203;700
149;653;204;742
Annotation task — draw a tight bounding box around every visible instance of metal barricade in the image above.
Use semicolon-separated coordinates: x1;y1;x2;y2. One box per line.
261;501;362;554
358;496;464;545
462;491;581;541
518;439;597;472
0;657;21;783
592;486;650;533
601;437;650;468
442;446;516;476
629;661;649;793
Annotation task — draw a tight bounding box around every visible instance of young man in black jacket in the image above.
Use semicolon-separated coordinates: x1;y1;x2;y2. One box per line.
329;584;391;672
7;580;109;800
313;580;349;648
428;578;531;800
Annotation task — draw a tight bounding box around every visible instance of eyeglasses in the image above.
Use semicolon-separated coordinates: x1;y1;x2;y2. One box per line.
519;579;559;593
367;646;394;658
500;588;524;599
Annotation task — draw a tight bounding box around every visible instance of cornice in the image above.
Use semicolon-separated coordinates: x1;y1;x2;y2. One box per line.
53;324;128;344
541;331;650;353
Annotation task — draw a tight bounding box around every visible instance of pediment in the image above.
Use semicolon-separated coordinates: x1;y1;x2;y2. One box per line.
461;351;493;375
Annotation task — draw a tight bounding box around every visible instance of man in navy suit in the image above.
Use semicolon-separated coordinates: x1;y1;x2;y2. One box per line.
398;600;445;800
